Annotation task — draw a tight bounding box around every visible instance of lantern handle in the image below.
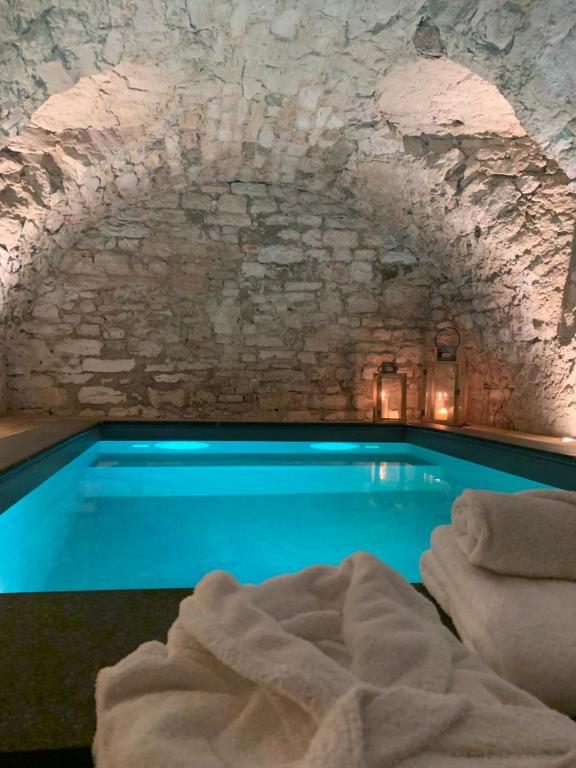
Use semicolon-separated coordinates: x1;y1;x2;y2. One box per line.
434;326;461;349
377;352;398;375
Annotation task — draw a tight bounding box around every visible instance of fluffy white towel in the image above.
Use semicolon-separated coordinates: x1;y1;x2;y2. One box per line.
451;488;576;578
95;553;576;767
421;525;576;713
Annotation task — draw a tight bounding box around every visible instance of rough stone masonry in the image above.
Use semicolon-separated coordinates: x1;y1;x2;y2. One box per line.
0;0;575;432
7;183;428;421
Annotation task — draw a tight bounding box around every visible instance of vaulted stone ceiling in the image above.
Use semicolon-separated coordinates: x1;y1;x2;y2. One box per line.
1;0;575;432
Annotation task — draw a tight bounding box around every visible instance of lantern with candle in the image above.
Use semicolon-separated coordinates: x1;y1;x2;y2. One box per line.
372;356;407;423
424;327;468;426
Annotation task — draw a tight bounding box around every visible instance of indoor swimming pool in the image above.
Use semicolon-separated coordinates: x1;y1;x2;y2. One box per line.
0;439;552;592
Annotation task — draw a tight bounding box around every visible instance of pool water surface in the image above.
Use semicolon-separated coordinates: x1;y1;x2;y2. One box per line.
0;440;552;591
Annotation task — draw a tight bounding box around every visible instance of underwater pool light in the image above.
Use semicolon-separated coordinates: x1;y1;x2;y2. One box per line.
154;441;210;450
310;442;361;451
132;444;151;448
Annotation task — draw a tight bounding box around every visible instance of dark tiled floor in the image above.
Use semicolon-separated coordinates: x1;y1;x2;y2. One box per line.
4;747;93;767
0;588;191;755
0;584;453;766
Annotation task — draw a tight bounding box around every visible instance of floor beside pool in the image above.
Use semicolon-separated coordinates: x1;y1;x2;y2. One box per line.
0;417;97;475
0;582;455;767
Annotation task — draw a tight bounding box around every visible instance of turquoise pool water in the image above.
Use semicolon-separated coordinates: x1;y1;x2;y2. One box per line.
0;440;552;592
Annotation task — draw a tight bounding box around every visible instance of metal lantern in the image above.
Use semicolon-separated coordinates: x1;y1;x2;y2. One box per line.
424;327;468;426
373;357;407;423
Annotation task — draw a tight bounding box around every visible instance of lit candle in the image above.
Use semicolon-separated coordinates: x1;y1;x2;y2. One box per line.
381;390;389;419
435;391;449;420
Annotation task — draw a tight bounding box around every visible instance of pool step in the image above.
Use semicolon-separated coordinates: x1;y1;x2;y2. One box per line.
91;453;433;468
82;464;448;497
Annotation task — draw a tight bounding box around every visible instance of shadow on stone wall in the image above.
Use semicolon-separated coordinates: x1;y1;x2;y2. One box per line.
559;222;576;343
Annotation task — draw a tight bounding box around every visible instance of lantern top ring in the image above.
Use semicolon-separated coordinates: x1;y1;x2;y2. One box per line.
377;358;398;375
434;326;461;348
434;326;461;362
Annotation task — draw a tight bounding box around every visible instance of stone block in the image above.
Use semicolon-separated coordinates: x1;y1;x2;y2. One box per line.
56;373;94;385
298;86;323;111
115;172;139;198
230;182;269;197
350;262;373;283
154;374;188;383
82;358;136;372
78;386;126;404
218;195;248;213
54;338;103;357
297;214;322;227
101;222;148;239
347;296;378;314
181;193;214;210
304;338;330;352
271;9;300;41
148;388;186;408
103;328;126;339
323;230;358;248
77;324;101;336
242;263;266;277
278;229;301;241
94;252;132;274
131;340;164;357
302;229;322;247
32;303;60;322
218;394;244;403
353;249;376;261
206;213;251;227
332;248;352;263
250;199;278;214
258;246;305;264
284;282;322;291
244;335;285;347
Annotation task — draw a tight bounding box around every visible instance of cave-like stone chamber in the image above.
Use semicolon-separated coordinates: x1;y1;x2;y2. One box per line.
1;0;575;434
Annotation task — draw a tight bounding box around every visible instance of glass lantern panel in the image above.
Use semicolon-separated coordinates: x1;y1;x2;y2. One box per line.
430;364;457;423
377;376;404;421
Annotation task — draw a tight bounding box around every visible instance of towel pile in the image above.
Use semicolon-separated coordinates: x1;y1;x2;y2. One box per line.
421;489;576;713
95;552;576;767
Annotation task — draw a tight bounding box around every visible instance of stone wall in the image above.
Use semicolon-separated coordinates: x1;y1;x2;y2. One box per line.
350;130;576;433
1;0;575;433
7;184;429;420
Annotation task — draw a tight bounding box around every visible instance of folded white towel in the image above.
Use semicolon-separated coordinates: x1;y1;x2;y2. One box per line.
94;552;576;767
451;488;576;578
421;525;576;713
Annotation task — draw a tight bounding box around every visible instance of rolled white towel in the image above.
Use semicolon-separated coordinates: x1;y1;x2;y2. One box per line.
452;488;576;579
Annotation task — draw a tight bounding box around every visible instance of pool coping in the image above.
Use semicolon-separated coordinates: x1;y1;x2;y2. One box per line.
1;420;575;511
1;416;575;474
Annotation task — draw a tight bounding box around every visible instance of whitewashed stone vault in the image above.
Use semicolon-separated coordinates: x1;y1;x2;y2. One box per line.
0;0;575;431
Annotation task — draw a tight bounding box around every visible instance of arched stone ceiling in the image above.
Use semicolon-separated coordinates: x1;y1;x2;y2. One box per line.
377;59;525;138
1;0;575;431
2;0;575;178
